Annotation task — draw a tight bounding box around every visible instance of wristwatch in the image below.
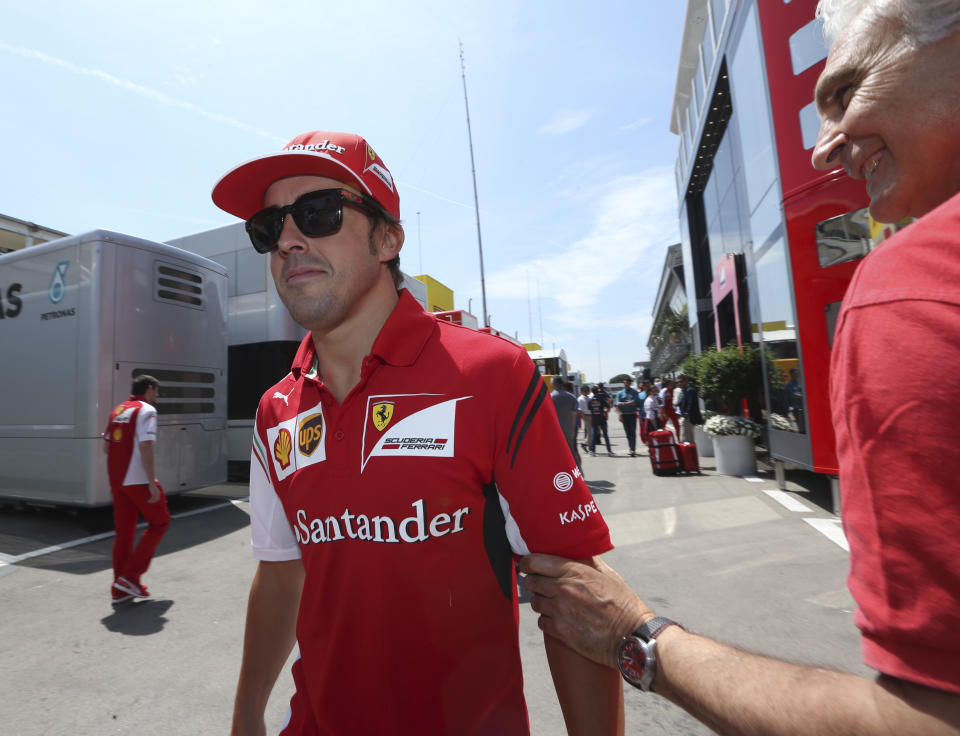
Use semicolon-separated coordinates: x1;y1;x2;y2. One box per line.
617;616;680;691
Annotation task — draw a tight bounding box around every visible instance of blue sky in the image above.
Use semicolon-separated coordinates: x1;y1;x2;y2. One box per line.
0;1;686;382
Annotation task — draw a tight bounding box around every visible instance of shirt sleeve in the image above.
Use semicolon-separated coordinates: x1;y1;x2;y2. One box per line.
135;404;157;444
249;411;300;561
491;350;612;560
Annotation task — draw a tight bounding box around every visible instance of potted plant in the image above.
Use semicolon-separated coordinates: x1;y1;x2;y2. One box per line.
694;344;769;476
703;414;762;476
695;409;716;457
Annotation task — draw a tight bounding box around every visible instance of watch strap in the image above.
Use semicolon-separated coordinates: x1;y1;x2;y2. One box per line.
634;616;677;642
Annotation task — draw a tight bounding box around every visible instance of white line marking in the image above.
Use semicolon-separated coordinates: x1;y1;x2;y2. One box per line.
763;490;815;513
804;518;849;552
743;476;764;483
1;498;249;566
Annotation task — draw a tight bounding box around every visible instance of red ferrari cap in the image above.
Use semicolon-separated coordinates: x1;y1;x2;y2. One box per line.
212;130;399;220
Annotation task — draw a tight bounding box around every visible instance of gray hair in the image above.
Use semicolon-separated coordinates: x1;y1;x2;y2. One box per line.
817;0;960;48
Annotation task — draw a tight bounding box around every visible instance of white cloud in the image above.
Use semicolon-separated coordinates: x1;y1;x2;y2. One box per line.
487;166;678;310
537;108;596;136
615;117;653;133
0;42;284;143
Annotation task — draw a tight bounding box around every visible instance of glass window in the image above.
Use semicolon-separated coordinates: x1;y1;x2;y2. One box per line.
706;205;724;274
702;162;719;221
814;208;912;267
712;125;735;202
754;237;795;331
730;3;780;215
719;183;744;255
749;183;783;249
752;235;804;434
692;59;704;123
679;199;698;332
789;17;827;75
798;100;821;150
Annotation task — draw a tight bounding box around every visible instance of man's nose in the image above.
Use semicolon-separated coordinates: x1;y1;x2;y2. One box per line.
276;213;308;254
811;118;847;171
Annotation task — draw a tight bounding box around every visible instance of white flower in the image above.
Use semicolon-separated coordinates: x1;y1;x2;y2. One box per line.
703;414;762;439
768;413;792;431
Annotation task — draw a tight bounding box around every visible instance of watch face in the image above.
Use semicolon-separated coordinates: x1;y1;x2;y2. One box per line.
618;637;647;683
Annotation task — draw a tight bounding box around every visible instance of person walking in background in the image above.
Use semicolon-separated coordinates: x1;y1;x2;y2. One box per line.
103;374;169;604
551;378;582;472
588;388;613;456
659;378;681;440
594;382;611;411
676;374;702;444
578;384;593;451
615;377;641;457
642;389;660;439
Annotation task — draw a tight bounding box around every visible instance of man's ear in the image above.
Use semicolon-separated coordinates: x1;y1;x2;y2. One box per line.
375;222;404;264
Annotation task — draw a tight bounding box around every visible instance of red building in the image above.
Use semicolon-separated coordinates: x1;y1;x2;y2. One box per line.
671;0;905;507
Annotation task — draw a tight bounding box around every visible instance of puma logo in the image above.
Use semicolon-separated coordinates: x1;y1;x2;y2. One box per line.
273;388;293;406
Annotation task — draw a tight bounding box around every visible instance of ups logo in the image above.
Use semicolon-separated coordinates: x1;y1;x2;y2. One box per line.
298;413;324;456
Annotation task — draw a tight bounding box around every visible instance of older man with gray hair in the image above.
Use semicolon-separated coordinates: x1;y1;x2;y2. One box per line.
519;1;960;733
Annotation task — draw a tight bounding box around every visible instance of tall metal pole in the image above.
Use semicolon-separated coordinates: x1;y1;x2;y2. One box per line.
460;41;489;328
416;211;422;274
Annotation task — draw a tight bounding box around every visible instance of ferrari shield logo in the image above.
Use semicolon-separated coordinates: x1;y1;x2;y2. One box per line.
372;402;395;431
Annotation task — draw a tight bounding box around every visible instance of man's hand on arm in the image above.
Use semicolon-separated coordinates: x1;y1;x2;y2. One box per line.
521;554;649;669
533;556;627;735
231;559;305;736
521;553;960;736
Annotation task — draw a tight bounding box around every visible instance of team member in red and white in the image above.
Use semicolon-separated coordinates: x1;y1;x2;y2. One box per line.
520;1;960;733
103;374;170;604
212;130;623;736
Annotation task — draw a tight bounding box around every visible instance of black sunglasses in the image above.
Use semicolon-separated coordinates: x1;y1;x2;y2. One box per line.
245;188;385;254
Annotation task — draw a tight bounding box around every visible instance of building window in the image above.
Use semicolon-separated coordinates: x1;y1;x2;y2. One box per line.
798;100;821;150
789;17;827;75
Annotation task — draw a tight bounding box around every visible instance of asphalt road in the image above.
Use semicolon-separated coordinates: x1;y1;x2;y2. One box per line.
0;424;869;735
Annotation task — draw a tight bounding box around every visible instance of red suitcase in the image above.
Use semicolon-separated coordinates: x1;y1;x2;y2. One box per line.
648;430;681;475
677;442;700;473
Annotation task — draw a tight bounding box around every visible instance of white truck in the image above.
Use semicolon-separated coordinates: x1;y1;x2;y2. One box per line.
0;230;228;506
168;222;427;479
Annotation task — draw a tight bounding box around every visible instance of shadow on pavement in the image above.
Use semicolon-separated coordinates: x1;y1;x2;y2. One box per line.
101;598;174;636
6;496;250;576
585;480;616;494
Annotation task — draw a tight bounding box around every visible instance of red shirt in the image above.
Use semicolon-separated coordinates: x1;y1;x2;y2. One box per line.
249;290;612;734
831;191;960;694
103;396;156;488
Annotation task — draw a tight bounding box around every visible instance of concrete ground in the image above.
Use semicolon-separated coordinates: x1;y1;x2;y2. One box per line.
0;422;867;735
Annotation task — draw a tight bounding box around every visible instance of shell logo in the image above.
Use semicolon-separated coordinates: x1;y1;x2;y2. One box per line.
112;428;122;441
274;428;293;470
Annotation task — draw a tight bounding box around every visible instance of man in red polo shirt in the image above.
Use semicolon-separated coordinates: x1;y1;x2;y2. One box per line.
212;130;622;735
103;374;169;603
